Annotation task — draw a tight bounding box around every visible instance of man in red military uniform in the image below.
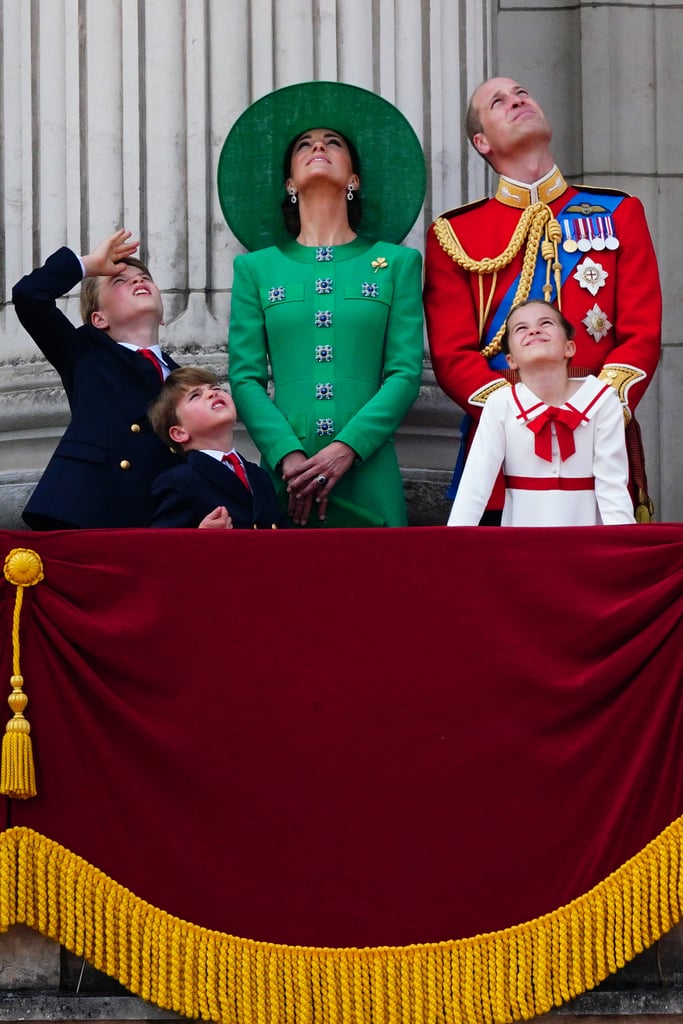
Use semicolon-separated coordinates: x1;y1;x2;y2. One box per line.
423;77;662;520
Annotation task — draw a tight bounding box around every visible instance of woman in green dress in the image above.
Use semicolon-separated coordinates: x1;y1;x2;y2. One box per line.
218;82;426;527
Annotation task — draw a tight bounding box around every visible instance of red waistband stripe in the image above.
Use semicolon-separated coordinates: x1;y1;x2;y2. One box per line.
504;476;595;491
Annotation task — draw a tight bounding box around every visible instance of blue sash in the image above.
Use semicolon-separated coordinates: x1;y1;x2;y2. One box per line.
447;190;625;499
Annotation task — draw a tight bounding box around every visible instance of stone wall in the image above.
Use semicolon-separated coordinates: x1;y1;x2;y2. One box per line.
1;0;680;527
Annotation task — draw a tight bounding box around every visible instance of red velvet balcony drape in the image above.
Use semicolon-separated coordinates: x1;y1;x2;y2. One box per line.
1;525;682;949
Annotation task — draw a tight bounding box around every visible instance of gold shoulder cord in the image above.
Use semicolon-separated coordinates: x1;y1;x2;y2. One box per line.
433;202;563;359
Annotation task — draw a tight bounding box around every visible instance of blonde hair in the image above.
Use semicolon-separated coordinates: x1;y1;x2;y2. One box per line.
79;257;153;324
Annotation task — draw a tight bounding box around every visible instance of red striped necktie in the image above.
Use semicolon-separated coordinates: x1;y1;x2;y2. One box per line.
138;347;164;380
222;452;250;490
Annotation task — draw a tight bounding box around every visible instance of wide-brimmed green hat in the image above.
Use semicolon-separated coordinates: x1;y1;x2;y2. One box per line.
217;81;426;251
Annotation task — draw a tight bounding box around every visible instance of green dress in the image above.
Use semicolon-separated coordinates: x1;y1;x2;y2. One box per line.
228;236;424;526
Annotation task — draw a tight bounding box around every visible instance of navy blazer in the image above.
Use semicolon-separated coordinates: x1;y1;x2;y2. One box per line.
148;450;289;529
13;247;180;529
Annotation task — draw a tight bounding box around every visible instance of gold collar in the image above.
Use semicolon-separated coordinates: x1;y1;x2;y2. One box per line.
495;167;568;209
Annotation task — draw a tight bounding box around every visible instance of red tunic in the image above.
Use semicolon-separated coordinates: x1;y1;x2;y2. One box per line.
423;173;662;511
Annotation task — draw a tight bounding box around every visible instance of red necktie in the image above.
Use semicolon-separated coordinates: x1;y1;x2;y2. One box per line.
138;347;164;380
526;406;585;462
222;452;250;490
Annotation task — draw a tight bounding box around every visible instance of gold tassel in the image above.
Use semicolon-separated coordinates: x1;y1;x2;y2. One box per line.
635;488;655;523
1;678;37;798
1;548;44;799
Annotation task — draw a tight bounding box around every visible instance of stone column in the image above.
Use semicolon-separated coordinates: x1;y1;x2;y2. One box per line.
1;0;680;524
0;0;491;528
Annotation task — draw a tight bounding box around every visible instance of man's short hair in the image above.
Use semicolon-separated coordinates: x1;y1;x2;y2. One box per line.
148;367;220;446
465;84;485;147
80;257;153;324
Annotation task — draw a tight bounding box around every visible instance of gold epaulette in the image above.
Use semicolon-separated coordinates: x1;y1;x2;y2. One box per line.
598;364;647;424
468;379;511;408
432;197;489;223
570;183;632;199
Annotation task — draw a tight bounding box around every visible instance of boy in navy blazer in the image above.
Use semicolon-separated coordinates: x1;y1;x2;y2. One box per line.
12;230;180;529
147;368;288;530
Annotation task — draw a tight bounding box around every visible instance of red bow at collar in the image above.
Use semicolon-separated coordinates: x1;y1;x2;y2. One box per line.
526;405;586;462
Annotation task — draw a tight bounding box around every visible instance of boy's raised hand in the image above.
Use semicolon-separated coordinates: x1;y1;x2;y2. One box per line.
82;229;140;278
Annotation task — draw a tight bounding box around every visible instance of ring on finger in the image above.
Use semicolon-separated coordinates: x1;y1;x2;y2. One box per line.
316;474;327;486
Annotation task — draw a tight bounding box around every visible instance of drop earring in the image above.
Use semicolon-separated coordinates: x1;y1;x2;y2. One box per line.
347;184;355;201
288;187;298;205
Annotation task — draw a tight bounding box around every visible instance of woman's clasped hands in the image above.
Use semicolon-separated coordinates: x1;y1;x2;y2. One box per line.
281;442;356;525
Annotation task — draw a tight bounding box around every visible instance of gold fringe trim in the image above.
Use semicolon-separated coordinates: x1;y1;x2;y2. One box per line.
1;549;43;799
0;820;681;1024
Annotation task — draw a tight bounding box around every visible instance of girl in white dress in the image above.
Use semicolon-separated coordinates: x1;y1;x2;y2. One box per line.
447;301;635;526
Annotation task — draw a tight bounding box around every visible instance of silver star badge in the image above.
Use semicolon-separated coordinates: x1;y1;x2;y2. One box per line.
582;304;613;342
573;257;608;297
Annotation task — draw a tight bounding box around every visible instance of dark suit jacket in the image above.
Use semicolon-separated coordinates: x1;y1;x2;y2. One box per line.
148;450;289;529
12;247;180;528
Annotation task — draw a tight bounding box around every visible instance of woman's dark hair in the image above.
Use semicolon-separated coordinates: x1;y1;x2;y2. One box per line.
280;129;363;237
501;299;576;355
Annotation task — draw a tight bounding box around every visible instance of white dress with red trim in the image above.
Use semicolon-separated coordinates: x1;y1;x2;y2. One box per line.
447;375;635;527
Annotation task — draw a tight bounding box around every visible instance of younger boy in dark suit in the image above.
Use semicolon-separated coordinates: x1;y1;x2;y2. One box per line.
147;368;288;529
12;229;179;529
